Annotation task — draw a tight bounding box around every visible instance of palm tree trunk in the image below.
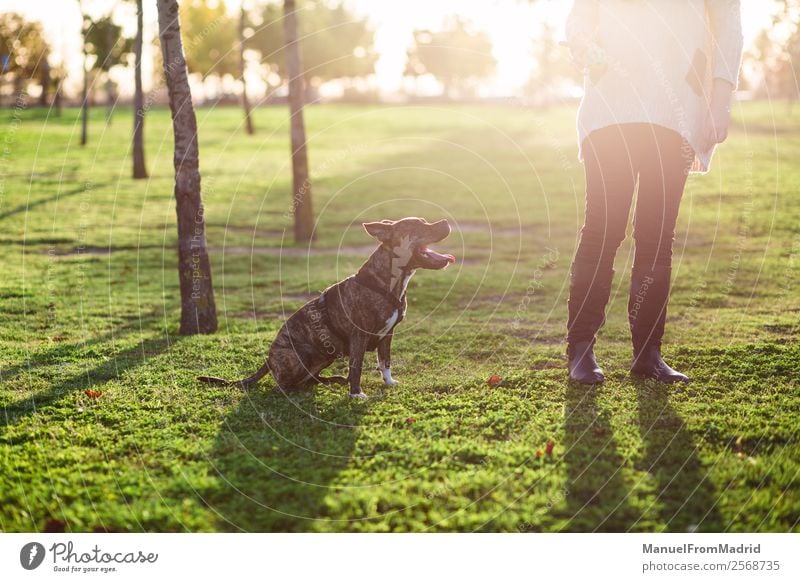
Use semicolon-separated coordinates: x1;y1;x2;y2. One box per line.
283;0;313;243
132;0;148;179
157;0;218;335
240;4;254;135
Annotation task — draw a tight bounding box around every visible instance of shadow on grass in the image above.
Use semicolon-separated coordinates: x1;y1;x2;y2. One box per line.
0;182;109;223
0;310;168;388
1;314;176;433
634;380;721;532
561;382;639;531
560;378;721;532
206;386;366;532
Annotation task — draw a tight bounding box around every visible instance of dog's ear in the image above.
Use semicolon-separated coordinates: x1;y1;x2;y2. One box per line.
363;220;394;242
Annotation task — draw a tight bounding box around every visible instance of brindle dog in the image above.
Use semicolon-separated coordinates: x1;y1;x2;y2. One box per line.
198;217;455;398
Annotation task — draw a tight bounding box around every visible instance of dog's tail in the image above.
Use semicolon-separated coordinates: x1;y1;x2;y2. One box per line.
197;360;272;389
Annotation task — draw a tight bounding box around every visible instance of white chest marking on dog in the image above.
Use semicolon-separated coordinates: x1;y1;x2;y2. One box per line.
390;237;413;291
400;271;415;297
378;309;399;340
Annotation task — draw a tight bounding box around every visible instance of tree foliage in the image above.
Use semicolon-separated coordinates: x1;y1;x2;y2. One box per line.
0;13;50;91
523;23;581;103
247;0;377;84
180;0;239;79
404;16;496;96
745;0;800;100
83;15;133;73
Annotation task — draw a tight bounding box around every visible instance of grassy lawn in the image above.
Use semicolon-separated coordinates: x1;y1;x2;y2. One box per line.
0;101;798;532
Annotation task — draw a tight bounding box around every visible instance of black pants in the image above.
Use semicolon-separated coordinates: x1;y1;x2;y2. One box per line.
567;123;694;347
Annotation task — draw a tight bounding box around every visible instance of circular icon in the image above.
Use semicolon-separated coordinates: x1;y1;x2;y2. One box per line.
20;542;46;570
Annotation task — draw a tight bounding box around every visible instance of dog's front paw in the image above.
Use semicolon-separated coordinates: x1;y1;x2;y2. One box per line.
380;368;398;387
350;391;368;400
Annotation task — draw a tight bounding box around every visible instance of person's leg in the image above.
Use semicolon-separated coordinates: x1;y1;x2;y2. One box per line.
567;124;639;384
628;125;694;382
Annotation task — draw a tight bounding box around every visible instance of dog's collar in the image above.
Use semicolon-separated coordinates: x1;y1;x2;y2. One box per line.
352;269;405;310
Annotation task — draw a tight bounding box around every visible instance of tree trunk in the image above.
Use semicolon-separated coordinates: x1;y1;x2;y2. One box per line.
132;0;148;179
12;76;24;101
240;4;254;135
105;23;114;124
81;40;88;146
54;79;62;117
283;0;313;243
39;59;50;107
157;0;218;335
105;77;114;124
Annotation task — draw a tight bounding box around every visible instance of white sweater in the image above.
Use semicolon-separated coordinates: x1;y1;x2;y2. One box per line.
566;0;744;172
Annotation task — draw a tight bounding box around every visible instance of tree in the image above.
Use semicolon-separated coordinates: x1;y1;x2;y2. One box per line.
52;64;65;116
38;59;51;106
132;0;148;178
0;13;50;105
180;0;238;97
404;16;496;98
745;1;800;107
240;2;255;134
523;23;581;104
84;14;133;122
248;0;377;99
78;4;89;146
284;0;313;242
156;0;218;335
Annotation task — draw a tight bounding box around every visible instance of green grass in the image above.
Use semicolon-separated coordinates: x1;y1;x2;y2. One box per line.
0;101;798;532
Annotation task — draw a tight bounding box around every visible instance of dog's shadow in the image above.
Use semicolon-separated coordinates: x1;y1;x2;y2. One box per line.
206;384;367;532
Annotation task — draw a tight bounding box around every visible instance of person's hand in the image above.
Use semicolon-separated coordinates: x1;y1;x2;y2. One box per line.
702;102;731;151
701;78;735;152
563;38;589;68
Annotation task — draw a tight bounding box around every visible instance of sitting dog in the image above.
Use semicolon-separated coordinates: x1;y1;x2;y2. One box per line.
198;217;455;398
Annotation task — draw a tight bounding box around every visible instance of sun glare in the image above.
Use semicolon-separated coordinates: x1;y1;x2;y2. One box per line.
0;0;778;98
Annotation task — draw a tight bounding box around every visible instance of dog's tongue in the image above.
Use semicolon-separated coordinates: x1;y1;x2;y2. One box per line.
425;247;456;264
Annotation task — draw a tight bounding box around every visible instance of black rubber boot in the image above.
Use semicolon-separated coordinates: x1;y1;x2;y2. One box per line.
566;261;614;384
628;266;690;383
568;340;605;384
631;345;690;383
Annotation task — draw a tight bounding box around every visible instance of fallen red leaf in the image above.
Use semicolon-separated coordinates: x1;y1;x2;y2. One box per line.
85;389;102;398
545;441;555;456
535;450;542;459
487;374;502;387
43;518;66;533
406;417;416;425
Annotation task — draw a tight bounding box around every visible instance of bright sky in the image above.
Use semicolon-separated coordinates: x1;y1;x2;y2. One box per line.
1;0;776;97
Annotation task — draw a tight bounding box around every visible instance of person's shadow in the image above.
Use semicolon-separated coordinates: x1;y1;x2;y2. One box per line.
561;379;721;531
561;382;640;531
633;379;721;531
205;385;366;532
